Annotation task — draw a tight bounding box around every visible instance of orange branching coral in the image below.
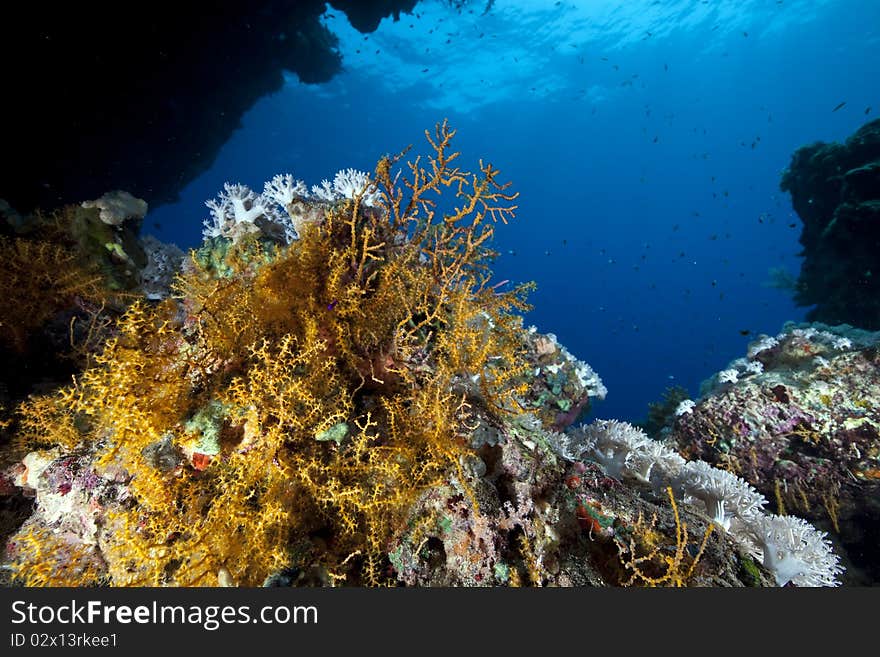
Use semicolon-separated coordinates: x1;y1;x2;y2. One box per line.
0;236;109;352
615;488;714;587
6;120;536;586
6;524;107;587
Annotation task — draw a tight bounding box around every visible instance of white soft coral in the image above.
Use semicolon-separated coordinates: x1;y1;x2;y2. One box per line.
310;168;379;206
744;514;843;586
263;173;308;208
203;182;267;243
203;169;382;245
333;168;379;205
680;460;767;531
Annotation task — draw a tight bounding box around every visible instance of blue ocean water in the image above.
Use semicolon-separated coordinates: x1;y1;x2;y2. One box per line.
147;0;880;423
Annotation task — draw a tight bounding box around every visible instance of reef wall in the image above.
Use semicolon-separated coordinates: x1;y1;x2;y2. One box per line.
780;118;880;329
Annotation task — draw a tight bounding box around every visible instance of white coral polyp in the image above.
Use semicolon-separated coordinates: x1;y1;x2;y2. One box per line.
675;399;696;416
310;179;336;202
718;368;739;384
580;420;651;479
744;360;764;375
558;345;607;400
203;182;266;242
552;419;844;585
263;173;308;207
747;335;779;359
831;336;852;350
745;514;843;587
333;168;380;206
682;460;767;531
627;439;676;484
308;169;379;207
204;168;385;246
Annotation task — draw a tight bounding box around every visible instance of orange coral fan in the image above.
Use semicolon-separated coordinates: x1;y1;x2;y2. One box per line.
6;120;536;586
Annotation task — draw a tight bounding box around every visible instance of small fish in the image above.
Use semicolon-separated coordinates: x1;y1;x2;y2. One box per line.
739;329;751;336
832;101;847;112
866;106;872;115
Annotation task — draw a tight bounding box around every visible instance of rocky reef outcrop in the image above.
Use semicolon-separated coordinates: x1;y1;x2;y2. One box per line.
780;119;880;329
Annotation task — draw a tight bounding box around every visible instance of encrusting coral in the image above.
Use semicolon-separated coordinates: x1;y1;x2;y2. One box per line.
668;323;880;584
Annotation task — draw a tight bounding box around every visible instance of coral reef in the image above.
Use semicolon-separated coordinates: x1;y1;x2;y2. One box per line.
667;322;880;584
386;417;756;587
0;192;180;389
2;122;540;586
780;118;880;329
0;124;845;588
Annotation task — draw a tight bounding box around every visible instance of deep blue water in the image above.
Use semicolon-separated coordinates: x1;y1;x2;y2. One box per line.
147;0;880;423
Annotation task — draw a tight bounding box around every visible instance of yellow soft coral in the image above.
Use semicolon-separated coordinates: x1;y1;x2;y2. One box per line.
6;121;536;586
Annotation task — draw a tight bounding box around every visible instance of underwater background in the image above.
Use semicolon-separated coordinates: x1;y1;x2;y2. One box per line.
146;0;880;424
2;0;879;588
